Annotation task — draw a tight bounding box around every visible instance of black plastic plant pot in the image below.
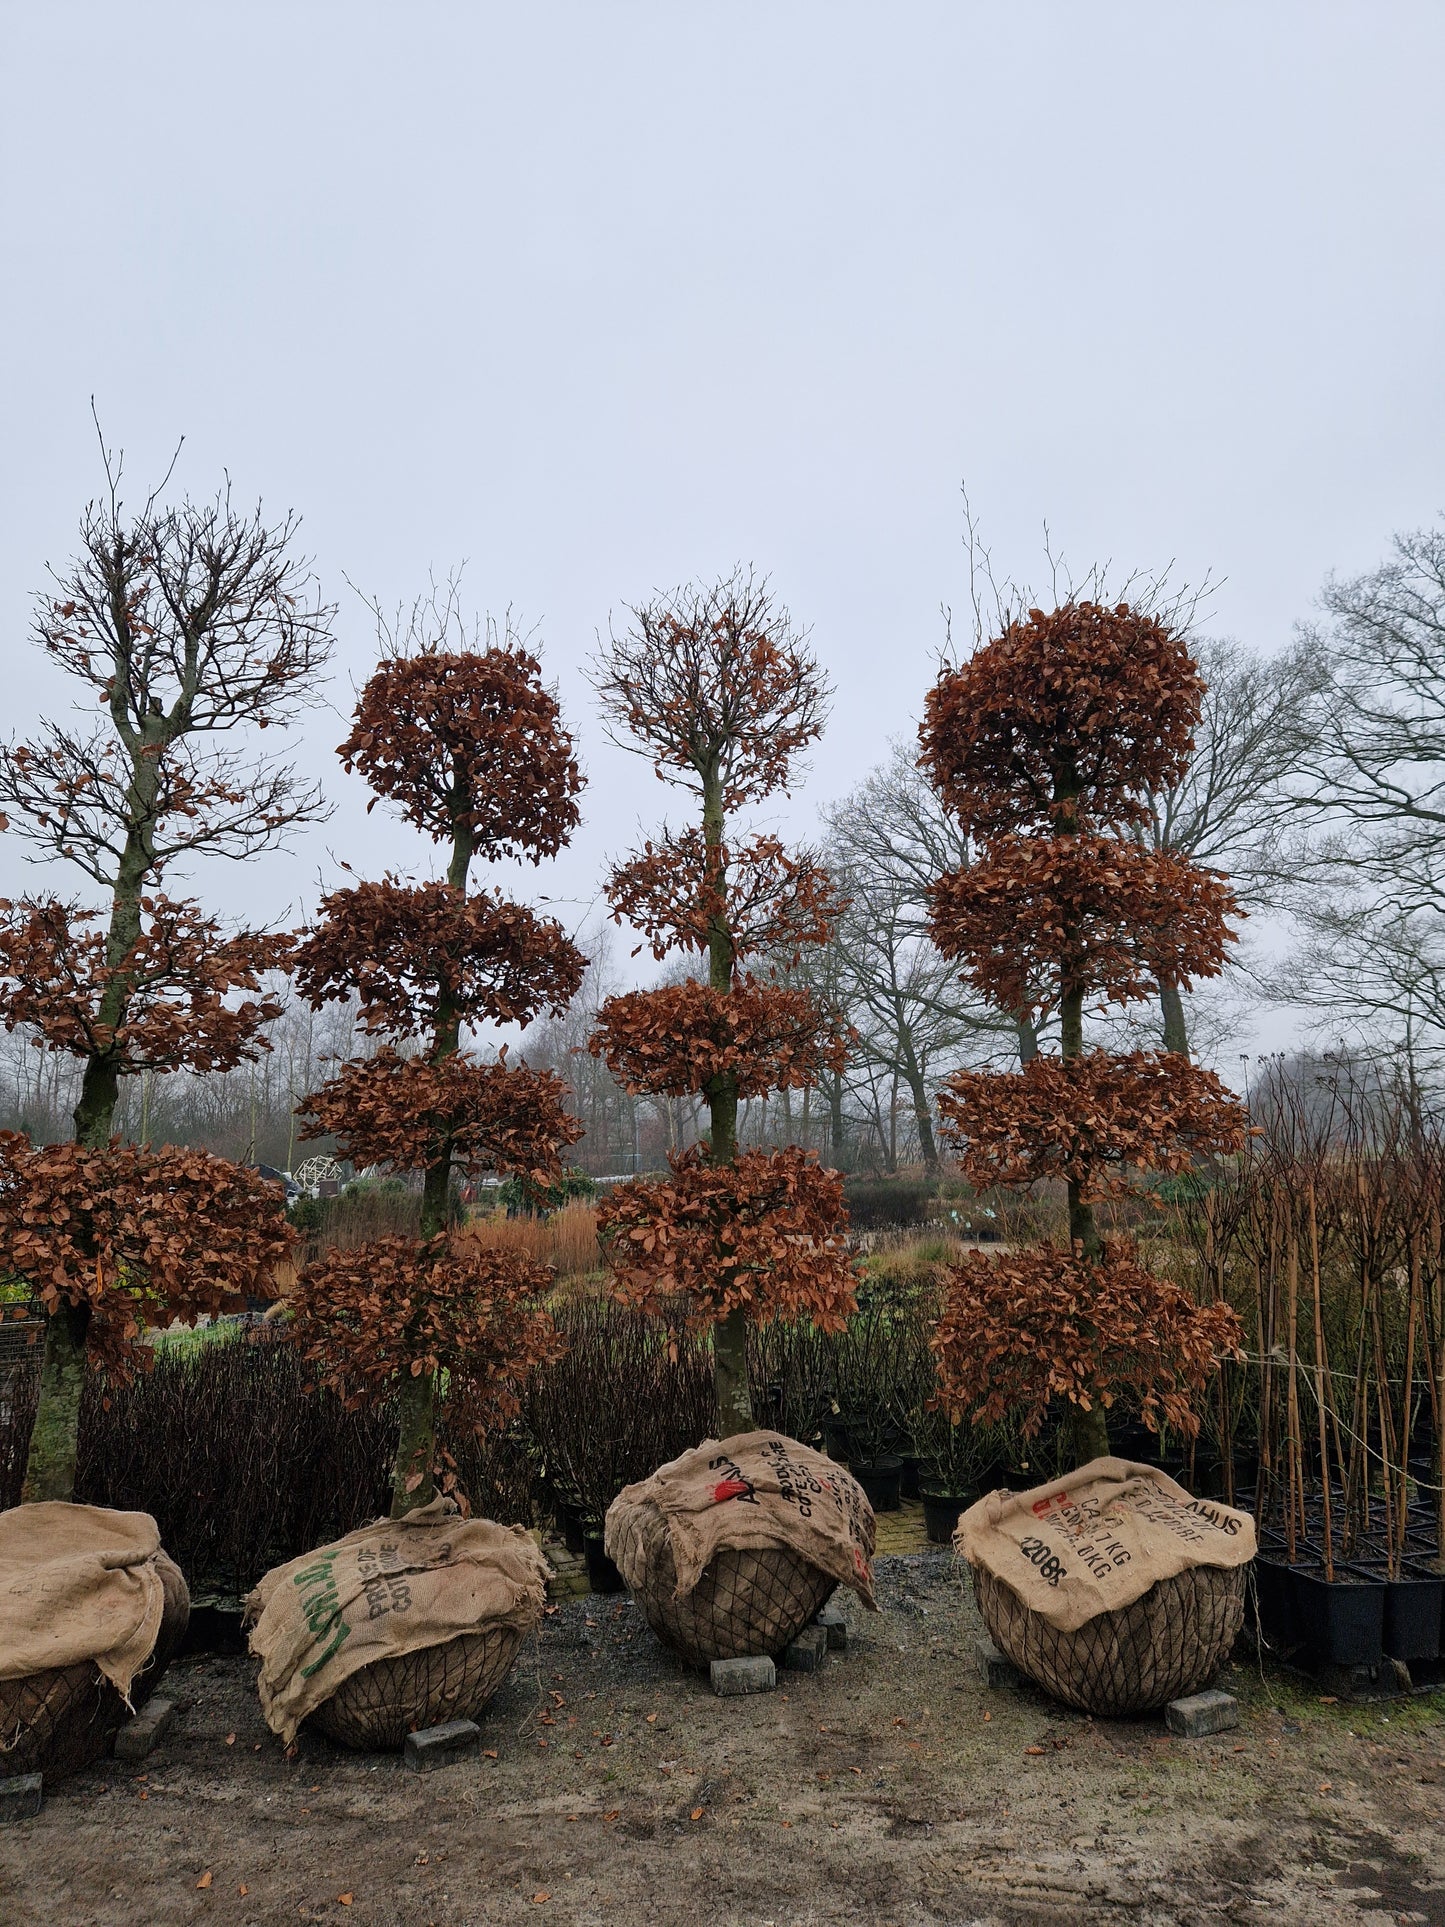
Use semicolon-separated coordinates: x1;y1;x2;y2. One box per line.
1290;1564;1385;1667
555;1499;586;1557
1251;1555;1297;1650
1381;1565;1443;1662
920;1492;972;1545
1002;1462;1047;1493
582;1534;626;1595
849;1455;903;1513
900;1455;922;1502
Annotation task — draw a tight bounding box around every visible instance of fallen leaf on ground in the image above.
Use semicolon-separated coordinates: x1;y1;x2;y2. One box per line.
482;1749;497;1759
690;1807;704;1821
225;1733;236;1746
238;1886;248;1897
1024;1746;1045;1756
196;1872;212;1889
338;1897;353;1907
532;1893;550;1904
603;1809;619;1821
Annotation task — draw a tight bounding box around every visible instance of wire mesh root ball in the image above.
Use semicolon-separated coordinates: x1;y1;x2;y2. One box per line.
308;1624;525;1751
971;1559;1246;1716
609;1496;836;1668
0;1550;190;1781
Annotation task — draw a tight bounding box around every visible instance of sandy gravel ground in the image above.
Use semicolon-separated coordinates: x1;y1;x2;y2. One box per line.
2;1551;1443;1927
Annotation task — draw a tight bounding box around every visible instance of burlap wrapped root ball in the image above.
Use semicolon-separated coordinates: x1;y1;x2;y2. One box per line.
606;1431;877;1668
958;1457;1254;1717
0;1504;191;1781
246;1502;549;1752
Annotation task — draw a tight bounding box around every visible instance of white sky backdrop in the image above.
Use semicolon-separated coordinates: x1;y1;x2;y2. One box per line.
3;4;1444;1070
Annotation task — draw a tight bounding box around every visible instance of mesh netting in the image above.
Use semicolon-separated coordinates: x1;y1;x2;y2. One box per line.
610;1496;835;1668
308;1624;524;1751
0;1550;190;1781
972;1559;1246;1716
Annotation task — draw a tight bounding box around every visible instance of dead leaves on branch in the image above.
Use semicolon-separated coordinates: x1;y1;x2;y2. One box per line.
920;600;1203;837
589;977;848;1098
339;647;582;858
937;1051;1251;1196
596;1144;858;1332
928;834;1239;1018
606;829;844;966
0;895;290;1074
294;878;584;1034
289;1234;562;1429
0;1133;293;1373
297;1050;582;1178
930;1242;1245;1441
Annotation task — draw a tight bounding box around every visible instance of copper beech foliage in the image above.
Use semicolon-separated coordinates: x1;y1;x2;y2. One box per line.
605;830;843;966
589;977;848;1099
937;1051;1251;1197
0;895;289;1072
596;1144;857;1333
290;1235;563;1435
338;647;582;859
930;1241;1245;1440
919;600;1204;835
297;1049;582;1179
292;879;583;1034
928;835;1240;1019
0;1131;293;1372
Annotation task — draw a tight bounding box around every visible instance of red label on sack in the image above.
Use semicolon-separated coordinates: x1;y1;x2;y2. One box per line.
713;1478;751;1503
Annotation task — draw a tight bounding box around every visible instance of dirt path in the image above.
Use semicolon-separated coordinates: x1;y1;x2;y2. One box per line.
3;1551;1443;1926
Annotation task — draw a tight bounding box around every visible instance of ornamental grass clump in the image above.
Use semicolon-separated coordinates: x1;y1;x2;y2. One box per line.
587;572;858;1432
919;600;1249;1457
288;598;586;1517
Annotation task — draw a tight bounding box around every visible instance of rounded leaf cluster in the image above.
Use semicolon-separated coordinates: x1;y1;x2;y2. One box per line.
606;830;843;966
589;977;849;1098
930;1240;1245;1440
596;1143;858;1332
928;835;1239;1018
294;879;584;1034
339;647;582;858
920;600;1203;836
298;1049;583;1178
289;1233;562;1432
0;895;290;1074
937;1051;1251;1197
0;1132;293;1372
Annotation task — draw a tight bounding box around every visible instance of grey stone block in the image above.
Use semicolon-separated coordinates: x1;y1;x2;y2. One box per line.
816;1604;848;1651
974;1637;1019;1689
1165;1689;1239;1738
403;1718;482;1772
113;1697;175;1763
0;1774;42;1822
781;1624;828;1672
710;1655;776;1697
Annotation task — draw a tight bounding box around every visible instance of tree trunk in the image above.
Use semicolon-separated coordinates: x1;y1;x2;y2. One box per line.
899;1035;939;1174
828;1074;846;1167
1060;929;1109;1459
1158;976;1190;1058
703;768;753;1436
21;1301;91;1504
1016;1013;1039;1066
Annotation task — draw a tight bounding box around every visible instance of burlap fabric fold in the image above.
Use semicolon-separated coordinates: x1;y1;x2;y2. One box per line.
246;1501;550;1746
605;1433;876;1663
955;1458;1255;1630
957;1457;1255;1715
0;1503;169;1701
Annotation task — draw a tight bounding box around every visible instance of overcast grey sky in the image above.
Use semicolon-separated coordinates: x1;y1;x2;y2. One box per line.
4;5;1444;1045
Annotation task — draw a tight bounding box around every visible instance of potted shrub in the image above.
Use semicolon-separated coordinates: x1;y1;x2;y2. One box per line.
586;574;870;1661
0;465;328;1773
258;598;587;1746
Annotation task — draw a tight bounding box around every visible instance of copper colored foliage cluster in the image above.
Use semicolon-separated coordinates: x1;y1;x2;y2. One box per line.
605;830;843;966
297;1049;582;1179
596;1144;858;1333
288;1234;562;1432
0;1131;293;1371
338;647;582;858
928;836;1240;1019
0;895;288;1072
929;1241;1245;1439
919;600;1203;835
589;977;848;1099
293;879;583;1034
937;1051;1251;1197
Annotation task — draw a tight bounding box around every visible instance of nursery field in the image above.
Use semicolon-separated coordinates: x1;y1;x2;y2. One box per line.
4;1552;1443;1927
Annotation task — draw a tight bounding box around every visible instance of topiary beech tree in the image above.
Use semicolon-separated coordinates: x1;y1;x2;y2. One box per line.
588;572;856;1436
919;600;1248;1458
288;599;587;1517
0;456;334;1502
